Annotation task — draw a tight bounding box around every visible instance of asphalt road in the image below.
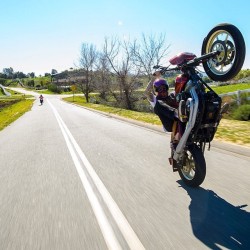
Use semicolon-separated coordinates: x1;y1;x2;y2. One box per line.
0;91;249;250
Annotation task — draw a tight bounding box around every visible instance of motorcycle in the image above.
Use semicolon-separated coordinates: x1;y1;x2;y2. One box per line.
39;95;44;105
153;23;246;187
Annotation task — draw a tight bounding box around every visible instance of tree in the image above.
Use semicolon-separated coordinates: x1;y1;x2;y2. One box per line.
27;79;35;87
77;43;98;102
131;33;170;81
103;37;142;110
95;53;112;101
28;72;35;78
14;71;27;79
51;69;58;75
0;78;7;85
3;67;14;79
0;73;7;79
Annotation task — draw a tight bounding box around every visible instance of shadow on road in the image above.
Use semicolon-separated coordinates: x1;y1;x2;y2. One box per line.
177;180;250;249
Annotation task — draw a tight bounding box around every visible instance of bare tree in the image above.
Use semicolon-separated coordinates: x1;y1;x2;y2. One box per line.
76;34;170;109
131;33;170;81
95;53;112;101
102;37;141;110
78;43;98;102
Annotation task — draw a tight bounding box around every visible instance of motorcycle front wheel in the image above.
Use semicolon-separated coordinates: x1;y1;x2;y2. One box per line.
178;144;206;187
201;23;245;82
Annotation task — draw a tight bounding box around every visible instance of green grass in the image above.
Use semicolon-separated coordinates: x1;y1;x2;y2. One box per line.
38;89;74;95
63;95;250;147
64;96;161;125
33;89;56;95
216;119;250;147
211;83;250;94
3;88;34;99
0;99;34;131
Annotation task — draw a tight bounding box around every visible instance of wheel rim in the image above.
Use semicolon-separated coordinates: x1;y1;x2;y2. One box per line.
180;152;196;180
205;30;236;76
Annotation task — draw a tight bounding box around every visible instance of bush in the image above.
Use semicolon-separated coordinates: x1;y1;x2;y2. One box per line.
47;83;62;94
27;79;35;87
0;78;7;86
232;105;250;121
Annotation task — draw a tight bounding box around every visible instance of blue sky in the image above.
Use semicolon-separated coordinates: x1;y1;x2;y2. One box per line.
0;0;249;76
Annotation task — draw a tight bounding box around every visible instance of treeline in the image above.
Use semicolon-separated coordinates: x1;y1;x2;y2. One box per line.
0;67;46;79
0;67;56;89
56;34;171;110
55;35;250;110
0;67;56;79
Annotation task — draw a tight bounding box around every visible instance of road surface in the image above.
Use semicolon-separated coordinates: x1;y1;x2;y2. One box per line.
0;90;249;249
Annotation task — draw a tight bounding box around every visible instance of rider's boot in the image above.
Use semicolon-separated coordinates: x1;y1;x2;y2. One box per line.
169;140;178;172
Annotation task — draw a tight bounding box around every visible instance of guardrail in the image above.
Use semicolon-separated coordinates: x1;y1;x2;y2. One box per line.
219;89;250;105
16;78;25;87
0;84;11;96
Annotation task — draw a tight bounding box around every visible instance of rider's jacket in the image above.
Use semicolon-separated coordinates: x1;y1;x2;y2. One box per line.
144;79;178;132
144;79;177;109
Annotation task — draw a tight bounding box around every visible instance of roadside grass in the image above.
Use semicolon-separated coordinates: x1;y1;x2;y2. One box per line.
63;95;250;147
64;96;161;124
210;83;250;94
0;99;34;131
215;119;250;147
4;88;34;99
34;89;56;94
29;88;74;95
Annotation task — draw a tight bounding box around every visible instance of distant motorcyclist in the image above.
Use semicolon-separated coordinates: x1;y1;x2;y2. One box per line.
39;94;44;105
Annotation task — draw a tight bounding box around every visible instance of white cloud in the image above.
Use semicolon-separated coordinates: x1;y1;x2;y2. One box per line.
118;21;123;26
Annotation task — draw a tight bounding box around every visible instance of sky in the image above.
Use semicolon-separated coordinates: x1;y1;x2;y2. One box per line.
0;0;249;76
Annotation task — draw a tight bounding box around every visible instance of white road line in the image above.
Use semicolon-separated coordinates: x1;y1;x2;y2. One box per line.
48;100;122;250
48;100;145;250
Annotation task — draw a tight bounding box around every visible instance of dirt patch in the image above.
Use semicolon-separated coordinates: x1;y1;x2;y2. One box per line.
0;99;20;110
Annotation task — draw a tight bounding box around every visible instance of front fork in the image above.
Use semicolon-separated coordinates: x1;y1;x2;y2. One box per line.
169;121;183;172
169;87;199;172
173;87;199;162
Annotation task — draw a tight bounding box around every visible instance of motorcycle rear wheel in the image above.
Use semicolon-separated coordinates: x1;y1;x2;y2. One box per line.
178;144;206;187
201;23;245;82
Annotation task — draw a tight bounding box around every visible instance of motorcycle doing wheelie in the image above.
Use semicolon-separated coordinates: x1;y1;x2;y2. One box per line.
153;23;245;187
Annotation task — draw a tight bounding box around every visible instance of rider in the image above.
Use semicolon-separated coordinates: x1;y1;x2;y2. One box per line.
144;70;178;133
39;94;44;105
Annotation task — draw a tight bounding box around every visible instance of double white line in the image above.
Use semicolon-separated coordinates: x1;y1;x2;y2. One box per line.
48;100;145;250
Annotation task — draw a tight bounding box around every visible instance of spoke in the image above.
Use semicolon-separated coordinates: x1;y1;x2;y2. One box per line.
224;33;229;43
228;47;235;52
226;45;232;52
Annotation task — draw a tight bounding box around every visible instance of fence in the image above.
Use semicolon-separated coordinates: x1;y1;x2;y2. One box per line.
219;89;250;105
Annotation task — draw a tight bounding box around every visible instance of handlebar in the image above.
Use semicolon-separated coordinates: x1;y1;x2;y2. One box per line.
153;50;220;73
186;50;220;66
